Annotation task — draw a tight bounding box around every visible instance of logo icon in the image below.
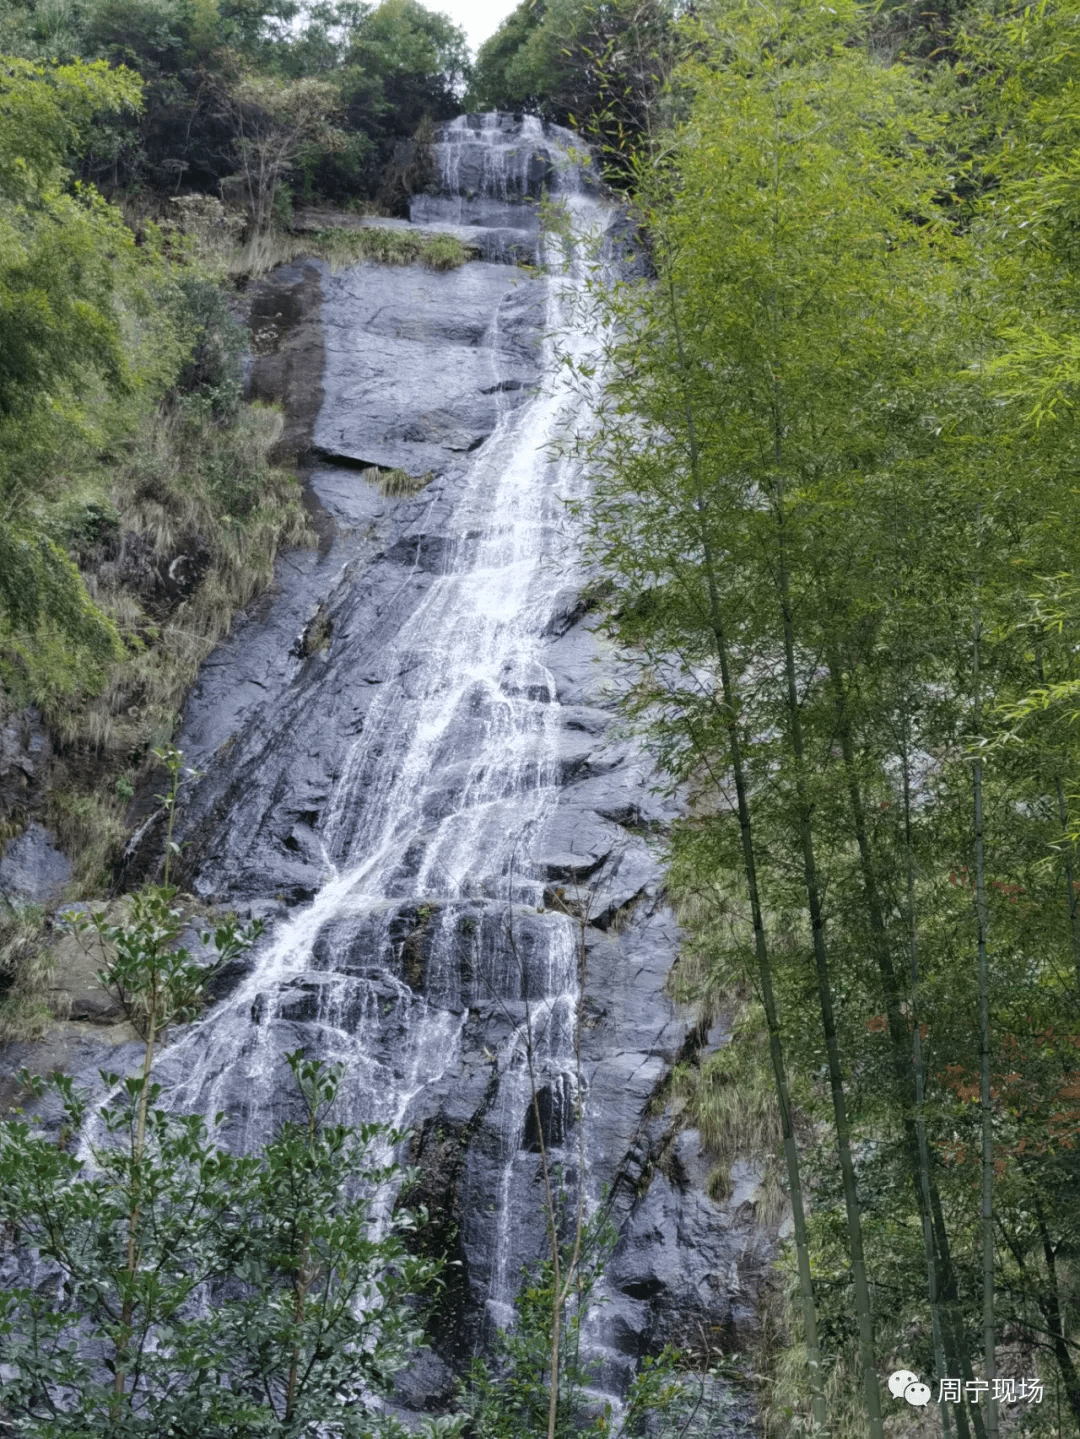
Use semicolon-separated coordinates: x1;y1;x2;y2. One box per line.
888;1370;931;1406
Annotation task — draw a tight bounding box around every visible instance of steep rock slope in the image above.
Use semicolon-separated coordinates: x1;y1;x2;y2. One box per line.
153;115;768;1423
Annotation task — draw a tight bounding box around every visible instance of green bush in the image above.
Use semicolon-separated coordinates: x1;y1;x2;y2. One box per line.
172;275;247;418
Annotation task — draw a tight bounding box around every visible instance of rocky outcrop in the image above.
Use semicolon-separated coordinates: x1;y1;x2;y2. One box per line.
314;258;544;478
105;115;769;1430
0;711;54;869
244;259;326;472
0;823;72;906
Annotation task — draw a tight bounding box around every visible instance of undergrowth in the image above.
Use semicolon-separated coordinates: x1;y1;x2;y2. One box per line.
0;261;314;1042
667;864;789;1200
666;852;828;1431
0;903;53;1042
155;197;474;278
72;399;312;755
22;396;314;896
668;1005;786;1207
664;848;1063;1439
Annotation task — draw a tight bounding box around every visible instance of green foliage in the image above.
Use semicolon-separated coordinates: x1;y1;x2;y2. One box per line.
3;0;470;207
464;1207;691;1439
0;71;139;416
573;0;1080;1431
305;0;469;204
0;1049;451;1436
339;0;469;127
0;55;145;701
963;0;1080;441
172;273;247;415
0;55;141;197
0;526;124;703
41;394;312;764
468;0;683;178
216;66;347;234
467;0;544;111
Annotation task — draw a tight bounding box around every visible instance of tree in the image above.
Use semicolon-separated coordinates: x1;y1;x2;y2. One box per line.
322;0;468;205
967;0;1080;430
569;0;1008;1429
464;1220;690;1439
341;0;468;124
468;0;683;180
467;0;545;112
0;1048;451;1436
215;66;345;233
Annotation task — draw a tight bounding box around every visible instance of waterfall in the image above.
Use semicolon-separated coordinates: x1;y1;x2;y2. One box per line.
13;114;762;1439
409;112;596;254
148;120;613;1327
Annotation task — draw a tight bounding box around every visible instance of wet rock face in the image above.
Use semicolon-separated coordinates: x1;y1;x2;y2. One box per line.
244;260;325;470
0;711;52;847
409;113;576;229
0;822;71;905
315;260;544;479
157;115;767;1426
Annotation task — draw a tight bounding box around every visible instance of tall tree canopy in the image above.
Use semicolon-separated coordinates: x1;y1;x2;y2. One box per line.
468;0;683;177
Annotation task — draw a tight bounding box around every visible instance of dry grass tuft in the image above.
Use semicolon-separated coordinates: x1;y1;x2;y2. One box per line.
361;466;434;498
666;862;788;1203
0;903;53;1042
46;790;128;894
162;207;475;280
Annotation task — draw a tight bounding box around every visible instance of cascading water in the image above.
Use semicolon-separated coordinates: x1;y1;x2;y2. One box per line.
410;113;588;227
86;114;763;1432
152;118;611;1322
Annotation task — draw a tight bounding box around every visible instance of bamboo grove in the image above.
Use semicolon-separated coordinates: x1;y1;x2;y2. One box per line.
570;0;1080;1433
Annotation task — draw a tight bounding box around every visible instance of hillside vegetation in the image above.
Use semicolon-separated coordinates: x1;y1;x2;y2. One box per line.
4;0;1080;1433
0;0;476;918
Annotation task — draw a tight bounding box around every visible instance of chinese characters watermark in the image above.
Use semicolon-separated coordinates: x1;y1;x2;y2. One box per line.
888;1370;1042;1407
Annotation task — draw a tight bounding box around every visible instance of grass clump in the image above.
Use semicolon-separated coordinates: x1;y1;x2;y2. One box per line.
306;226;473;272
212;225;474;278
45;790;128;894
0;903;53;1042
361;466;434;498
664;858;793;1210
669;1004;785;1203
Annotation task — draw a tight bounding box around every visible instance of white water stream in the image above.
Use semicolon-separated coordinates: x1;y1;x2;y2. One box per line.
145;120;613;1318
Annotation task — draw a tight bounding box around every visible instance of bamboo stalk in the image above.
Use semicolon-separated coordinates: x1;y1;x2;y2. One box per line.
971;557;999;1438
667;287;828;1430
